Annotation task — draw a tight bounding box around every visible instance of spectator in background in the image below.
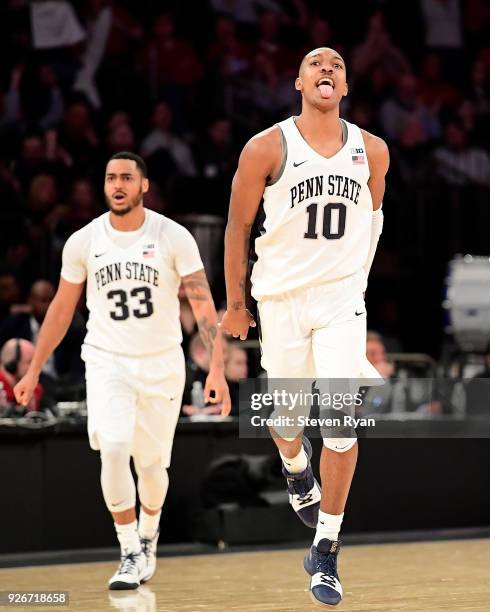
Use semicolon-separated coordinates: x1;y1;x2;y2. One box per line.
379;73;440;143
50;177;99;252
14;133;48;192
418;52;460;113
106;121;136;156
351;10;410;84
457;99;489;148
469;58;490;116
366;331;394;379
65;177;99;232
206;16;251;78
182;333;219;416
0;338;43;414
0;280;84;384
0;63;24;136
143;182;165;213
73;0;112;108
0;270;21;323
142;13;203;107
308;17;333;52
242;52;283;127
254;10;285;72
419;0;462;61
26;173;61;225
390;118;432;187
0;162;24;262
58;100;99;170
26;64;65;131
358;332;394;416
141;101;197;177
209;0;281;25
25;174;68;251
433;120;490;187
224;343;248;415
353;65;391;111
14;130;70;195
196;117;237;180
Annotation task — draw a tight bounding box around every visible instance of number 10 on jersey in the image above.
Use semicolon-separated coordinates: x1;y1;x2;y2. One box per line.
304;202;346;240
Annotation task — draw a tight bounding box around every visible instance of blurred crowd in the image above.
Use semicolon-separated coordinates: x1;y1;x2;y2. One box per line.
0;0;489;413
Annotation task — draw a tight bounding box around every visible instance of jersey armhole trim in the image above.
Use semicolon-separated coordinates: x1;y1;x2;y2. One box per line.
340;118;348;146
265;126;287;187
357;125;371;181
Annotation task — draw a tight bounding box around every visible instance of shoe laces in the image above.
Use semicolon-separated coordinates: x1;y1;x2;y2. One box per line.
119;550;139;574
288;471;313;498
316;551;337;579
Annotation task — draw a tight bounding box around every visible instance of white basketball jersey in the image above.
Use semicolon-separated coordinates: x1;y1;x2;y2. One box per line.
251;117;373;300
61;209;203;356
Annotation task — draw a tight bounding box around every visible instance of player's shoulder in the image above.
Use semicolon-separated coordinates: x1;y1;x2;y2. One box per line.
359;128;389;158
238;124;283;177
148;209;185;234
149;209;196;247
64;213;104;246
359;128;390;175
242;124;283;159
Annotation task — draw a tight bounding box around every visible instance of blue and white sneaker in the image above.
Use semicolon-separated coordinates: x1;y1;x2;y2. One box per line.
140;528;159;583
304;538;342;606
282;436;321;528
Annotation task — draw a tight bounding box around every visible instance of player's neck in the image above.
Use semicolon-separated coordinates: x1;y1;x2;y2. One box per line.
109;205;146;232
296;106;342;140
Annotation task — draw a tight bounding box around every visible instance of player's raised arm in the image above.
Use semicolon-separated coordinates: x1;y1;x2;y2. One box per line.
220;129;280;340
362;130;390;278
14;278;84;406
182;268;231;416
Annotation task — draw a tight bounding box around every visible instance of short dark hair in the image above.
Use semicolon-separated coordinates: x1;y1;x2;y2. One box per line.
108;151;147;177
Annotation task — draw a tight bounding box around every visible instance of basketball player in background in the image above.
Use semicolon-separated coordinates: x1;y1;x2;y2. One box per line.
220;48;389;606
15;152;230;590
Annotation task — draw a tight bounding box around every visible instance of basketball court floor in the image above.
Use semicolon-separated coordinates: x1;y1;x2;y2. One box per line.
0;538;488;611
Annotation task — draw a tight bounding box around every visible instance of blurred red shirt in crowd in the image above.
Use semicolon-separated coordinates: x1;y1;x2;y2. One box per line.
0;339;43;413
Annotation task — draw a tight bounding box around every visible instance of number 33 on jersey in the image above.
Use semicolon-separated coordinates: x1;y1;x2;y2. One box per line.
61;209;203;355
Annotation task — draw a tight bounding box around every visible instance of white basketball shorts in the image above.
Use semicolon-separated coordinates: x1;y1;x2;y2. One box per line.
256;269;382;450
82;343;185;468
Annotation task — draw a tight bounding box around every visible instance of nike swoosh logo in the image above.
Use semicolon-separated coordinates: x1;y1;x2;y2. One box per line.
94;252;106;258
293;160;308;167
335;444;349;450
355;310;365;316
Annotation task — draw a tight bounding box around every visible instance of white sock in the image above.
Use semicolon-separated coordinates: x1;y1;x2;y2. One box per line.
115;520;141;553
279;446;308;474
313;510;344;546
139;509;161;539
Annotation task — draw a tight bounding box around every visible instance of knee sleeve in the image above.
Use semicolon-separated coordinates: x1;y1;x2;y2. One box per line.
323;438;357;453
134;457;169;511
99;438;136;513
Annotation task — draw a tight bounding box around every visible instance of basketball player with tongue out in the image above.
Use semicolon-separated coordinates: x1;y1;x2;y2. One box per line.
220;48;389;606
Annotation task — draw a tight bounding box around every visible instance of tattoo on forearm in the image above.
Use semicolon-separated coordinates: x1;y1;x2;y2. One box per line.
182;270;210;302
197;315;217;355
232;301;243;310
